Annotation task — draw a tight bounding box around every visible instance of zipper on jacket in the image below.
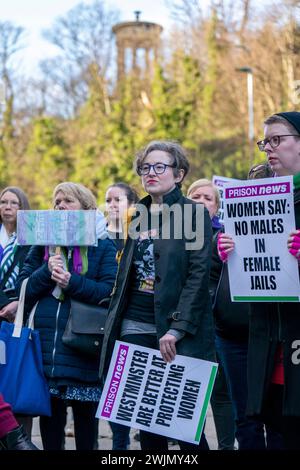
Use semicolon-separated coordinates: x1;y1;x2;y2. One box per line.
51;302;62;377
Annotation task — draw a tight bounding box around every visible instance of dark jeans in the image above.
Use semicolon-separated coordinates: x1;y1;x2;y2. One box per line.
215;335;267;449
122;333;209;451
40;397;98;450
210;356;235;450
109;421;130;450
262;384;298;450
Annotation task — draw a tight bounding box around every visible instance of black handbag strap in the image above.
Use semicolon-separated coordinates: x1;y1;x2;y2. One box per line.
0;247;23;291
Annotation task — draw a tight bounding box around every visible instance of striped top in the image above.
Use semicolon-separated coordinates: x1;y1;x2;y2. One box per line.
0;225;19;291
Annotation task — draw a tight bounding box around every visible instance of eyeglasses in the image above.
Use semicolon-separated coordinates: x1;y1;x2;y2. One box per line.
257;135;299;152
137;162;176;176
0;200;19;208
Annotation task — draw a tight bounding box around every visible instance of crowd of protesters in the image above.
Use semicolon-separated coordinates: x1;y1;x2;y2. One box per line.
1;111;300;451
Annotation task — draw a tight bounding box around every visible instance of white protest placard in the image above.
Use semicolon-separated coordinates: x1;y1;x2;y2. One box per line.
17;210;97;246
96;341;218;444
212;175;240;224
223;176;300;302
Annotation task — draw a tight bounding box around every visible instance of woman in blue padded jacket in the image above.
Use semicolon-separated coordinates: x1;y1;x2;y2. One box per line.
18;182;117;450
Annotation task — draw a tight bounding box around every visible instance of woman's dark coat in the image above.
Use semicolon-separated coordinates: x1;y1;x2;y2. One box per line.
99;186;215;379
210;232;249;342
247;188;300;417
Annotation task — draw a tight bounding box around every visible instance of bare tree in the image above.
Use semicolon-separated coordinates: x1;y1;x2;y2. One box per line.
0;21;27;186
40;0;119;117
166;0;203;25
43;1;117;72
39;57;89;116
0;21;25;76
0;21;26;131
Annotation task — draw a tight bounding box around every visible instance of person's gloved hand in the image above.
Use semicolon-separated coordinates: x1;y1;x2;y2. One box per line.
288;229;300;261
217;232;235;262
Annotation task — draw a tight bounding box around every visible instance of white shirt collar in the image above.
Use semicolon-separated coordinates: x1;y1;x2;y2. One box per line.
0;224;15;248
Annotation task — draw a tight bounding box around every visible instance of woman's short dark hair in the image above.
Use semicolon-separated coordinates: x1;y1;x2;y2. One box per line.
106;183;139;205
134;140;190;188
0;186;30;213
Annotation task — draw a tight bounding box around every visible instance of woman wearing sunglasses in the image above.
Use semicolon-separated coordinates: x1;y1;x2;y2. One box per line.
99;140;214;451
218;112;300;449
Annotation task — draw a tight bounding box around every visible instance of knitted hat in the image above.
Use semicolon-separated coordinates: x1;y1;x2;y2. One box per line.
276;112;300;134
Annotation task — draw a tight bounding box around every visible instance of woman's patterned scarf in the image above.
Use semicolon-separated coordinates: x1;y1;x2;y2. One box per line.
44;246;88;275
0;233;18;290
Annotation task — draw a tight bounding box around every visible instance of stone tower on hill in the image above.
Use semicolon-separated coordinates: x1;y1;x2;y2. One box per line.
113;11;163;84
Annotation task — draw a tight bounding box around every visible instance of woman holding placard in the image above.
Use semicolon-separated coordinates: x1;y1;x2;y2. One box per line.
219;112;300;449
187;179;236;451
18;182;117;450
191;177;283;450
99;141;214;450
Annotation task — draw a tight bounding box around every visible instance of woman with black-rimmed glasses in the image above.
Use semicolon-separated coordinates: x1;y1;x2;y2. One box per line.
218;112;300;449
99;140;215;451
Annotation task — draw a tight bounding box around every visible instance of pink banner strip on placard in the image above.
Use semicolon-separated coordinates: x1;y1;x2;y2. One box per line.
225;182;290;199
100;344;129;418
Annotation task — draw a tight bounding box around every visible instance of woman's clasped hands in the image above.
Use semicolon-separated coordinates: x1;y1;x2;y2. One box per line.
48;254;71;289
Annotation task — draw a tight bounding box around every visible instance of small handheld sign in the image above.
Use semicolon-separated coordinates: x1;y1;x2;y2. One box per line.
17;210;97;247
96;341;218;444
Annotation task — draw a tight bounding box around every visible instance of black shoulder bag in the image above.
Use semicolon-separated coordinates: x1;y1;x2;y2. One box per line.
62;298;110;357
